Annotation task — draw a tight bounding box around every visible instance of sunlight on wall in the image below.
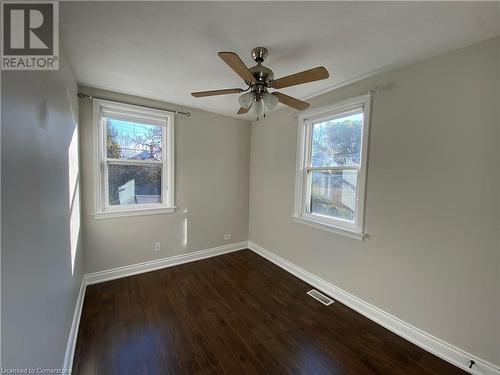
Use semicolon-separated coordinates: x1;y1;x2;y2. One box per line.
182;209;188;247
68;124;81;274
70;184;80;273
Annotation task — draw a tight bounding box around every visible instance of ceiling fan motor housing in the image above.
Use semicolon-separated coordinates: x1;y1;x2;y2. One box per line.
249;66;274;99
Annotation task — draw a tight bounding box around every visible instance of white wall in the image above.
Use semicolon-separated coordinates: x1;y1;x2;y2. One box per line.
249;38;500;366
79;87;250;273
1;47;83;369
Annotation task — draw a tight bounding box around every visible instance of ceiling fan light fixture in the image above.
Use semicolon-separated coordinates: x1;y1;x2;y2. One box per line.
263;92;279;110
238;91;255;109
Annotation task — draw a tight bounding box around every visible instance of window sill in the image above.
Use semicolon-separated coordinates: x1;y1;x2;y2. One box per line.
292;215;366;240
93;206;176;219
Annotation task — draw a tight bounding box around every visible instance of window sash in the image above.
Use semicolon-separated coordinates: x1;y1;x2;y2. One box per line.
102;115;167;162
305;106;364;127
102;115;168;210
101;108;168;128
305;110;364;170
303;118;362;220
102;161;166;210
105;159;164;166
305;166;360;172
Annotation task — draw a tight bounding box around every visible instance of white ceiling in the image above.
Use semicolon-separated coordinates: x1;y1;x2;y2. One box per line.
61;1;500;119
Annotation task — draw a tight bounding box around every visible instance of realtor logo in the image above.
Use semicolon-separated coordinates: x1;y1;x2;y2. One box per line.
2;1;59;70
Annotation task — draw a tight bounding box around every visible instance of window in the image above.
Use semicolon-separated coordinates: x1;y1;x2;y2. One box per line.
93;99;175;218
294;94;371;238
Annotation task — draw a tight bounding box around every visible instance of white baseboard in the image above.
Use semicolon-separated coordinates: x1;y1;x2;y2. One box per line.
63;279;86;372
85;241;248;285
248;241;500;375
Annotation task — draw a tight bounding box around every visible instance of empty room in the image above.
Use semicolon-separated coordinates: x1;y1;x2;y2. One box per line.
2;1;500;374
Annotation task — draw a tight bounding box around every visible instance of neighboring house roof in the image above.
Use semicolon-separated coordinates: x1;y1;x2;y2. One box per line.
129;149;159;161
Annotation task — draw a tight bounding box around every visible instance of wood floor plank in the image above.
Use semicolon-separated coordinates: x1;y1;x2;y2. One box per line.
72;250;467;375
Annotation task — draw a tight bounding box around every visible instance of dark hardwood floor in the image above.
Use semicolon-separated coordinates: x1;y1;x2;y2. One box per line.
73;250;466;374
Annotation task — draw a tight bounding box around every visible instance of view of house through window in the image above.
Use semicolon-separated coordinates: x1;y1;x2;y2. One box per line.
106;119;164;206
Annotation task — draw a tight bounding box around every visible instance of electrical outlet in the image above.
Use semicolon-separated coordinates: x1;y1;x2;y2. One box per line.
224;234;232;240
154;242;161;252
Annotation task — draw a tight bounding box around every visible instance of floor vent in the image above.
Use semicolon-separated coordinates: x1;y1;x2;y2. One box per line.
307;289;334;306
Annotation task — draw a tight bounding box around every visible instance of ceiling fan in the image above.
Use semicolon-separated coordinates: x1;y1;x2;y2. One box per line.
191;47;329;120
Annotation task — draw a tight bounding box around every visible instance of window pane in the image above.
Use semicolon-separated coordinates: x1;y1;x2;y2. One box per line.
106;118;163;160
108;164;162;206
310;170;357;222
311;113;363;167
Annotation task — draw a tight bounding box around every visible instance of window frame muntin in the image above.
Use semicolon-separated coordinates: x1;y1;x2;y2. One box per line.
93;99;175;218
294;94;371;237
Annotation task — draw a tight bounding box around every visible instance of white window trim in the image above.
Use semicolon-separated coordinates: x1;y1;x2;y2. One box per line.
293;94;371;240
92;99;175;219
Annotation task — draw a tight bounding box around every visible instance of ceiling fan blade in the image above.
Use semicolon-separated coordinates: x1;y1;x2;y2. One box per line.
218;52;256;84
237;106;250;115
191;88;244;97
272;66;329;89
272;92;310;111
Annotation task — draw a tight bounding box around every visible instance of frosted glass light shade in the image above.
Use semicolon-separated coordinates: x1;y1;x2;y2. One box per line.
263;92;279;110
238;92;255;109
254;100;264;117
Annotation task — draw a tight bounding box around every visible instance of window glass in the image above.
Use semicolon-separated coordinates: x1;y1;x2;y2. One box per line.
108;164;162;206
106;118;163;161
309;170;357;222
311;112;363;167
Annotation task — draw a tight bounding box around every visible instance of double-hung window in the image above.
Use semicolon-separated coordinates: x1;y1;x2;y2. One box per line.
93;99;175;218
294;94;371;238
